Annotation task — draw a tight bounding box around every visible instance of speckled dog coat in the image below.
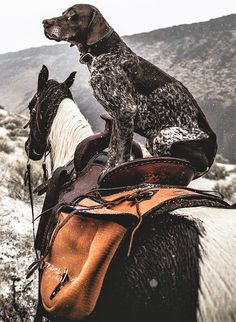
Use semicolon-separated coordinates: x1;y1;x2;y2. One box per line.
85;31;217;175
43;4;217;175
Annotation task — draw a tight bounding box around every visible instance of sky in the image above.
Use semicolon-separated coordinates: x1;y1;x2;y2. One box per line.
0;0;236;54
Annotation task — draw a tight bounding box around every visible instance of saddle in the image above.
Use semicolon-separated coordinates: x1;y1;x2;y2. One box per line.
32;115;230;321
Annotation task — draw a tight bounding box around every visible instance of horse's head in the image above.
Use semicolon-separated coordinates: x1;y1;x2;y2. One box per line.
25;65;76;160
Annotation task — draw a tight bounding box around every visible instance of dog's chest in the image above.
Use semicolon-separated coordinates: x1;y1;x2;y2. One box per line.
89;53;134;113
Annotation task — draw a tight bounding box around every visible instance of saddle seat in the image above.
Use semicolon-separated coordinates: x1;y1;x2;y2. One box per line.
98;156;195;188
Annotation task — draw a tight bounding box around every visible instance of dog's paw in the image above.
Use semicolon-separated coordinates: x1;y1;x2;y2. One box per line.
100;166;111;177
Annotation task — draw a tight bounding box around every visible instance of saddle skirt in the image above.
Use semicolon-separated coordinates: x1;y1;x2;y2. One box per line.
39;185;228;320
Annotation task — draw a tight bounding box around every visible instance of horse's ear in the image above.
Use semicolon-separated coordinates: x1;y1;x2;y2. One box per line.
37;65;49;93
64;72;77;88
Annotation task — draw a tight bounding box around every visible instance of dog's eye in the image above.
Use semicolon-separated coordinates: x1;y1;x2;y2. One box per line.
67;14;78;22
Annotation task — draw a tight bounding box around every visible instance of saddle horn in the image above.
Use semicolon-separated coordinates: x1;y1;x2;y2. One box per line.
74;114;143;174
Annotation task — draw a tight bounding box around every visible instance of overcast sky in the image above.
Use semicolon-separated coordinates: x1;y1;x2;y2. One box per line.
0;0;235;54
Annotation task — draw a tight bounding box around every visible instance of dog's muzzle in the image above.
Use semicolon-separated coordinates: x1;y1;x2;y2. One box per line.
43;19;62;41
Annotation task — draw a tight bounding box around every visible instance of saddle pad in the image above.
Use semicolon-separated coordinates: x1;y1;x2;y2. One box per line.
40;186;228;320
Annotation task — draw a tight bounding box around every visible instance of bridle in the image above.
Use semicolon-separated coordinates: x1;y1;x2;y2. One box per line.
24;93;52;158
24;93;52;259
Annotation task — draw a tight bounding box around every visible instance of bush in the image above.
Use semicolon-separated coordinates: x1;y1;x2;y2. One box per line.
16;129;29;137
215;154;229;164
7;161;43;202
229;166;236;174
5;122;17;131
7;130;17;140
0;229;37;322
0;138;15;154
204;162;229;180
213;180;236;201
0;117;23;128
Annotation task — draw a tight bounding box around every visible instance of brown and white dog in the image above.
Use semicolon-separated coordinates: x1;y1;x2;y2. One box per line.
43;4;217;176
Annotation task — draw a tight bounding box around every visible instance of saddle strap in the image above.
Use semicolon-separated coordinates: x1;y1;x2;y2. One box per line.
72;185;230;225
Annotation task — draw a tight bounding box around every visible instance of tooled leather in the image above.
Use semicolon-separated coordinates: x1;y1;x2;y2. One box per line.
99;157;195;188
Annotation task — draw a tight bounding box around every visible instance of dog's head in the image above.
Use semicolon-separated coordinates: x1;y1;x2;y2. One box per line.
43;4;112;46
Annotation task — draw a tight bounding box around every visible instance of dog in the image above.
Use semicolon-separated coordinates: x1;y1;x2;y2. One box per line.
43;4;217;176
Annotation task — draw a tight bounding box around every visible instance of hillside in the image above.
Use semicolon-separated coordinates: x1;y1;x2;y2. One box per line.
0;14;235;161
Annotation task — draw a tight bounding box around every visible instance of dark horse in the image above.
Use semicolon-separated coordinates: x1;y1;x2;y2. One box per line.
25;66;236;322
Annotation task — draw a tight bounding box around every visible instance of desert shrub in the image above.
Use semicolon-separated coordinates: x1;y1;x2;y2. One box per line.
215;154;229;164
0;138;15;154
16;129;29;137
0;117;23;128
213;179;236;201
5;122;17;130
229;166;236;174
0;272;36;322
16;140;25;149
7;161;43;202
7;130;17;140
0;229;37;322
204;162;229;180
8;118;23;127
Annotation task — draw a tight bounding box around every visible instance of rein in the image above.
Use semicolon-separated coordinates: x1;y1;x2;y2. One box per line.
24;96;51;259
24;158;39;260
24;94;46;141
24;149;50;260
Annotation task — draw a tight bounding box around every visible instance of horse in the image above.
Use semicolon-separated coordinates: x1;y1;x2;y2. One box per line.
25;65;93;171
25;65;236;322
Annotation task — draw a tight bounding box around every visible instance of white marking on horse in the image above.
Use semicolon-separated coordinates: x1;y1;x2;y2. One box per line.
173;207;236;322
48;98;93;171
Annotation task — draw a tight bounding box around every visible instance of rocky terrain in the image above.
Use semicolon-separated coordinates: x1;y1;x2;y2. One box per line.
0;14;235;161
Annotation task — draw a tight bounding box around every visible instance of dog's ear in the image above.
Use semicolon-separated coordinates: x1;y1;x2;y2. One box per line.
64;71;77;88
86;9;112;46
38;65;49;93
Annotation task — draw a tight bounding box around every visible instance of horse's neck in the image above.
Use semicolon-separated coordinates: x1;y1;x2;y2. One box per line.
48;98;93;171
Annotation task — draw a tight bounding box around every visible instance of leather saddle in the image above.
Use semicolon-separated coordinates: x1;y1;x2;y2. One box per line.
34;115;196;251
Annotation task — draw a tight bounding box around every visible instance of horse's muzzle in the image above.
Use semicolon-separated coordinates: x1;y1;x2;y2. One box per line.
25;139;45;161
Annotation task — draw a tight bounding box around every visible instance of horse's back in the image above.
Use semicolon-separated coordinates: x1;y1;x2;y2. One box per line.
173;206;236;322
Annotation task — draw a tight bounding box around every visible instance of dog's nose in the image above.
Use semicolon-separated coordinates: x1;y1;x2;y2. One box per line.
42;19;50;26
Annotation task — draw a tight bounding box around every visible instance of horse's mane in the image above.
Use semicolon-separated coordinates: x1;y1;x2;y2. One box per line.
49;98;93;170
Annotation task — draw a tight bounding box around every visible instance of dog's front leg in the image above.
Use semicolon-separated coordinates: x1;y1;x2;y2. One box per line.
102;115;134;175
115;115;134;165
102;120;119;174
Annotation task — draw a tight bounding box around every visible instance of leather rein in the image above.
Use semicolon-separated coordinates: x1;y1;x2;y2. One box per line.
24;94;52;259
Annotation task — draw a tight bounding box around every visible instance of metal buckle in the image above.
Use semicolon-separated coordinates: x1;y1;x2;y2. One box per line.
50;268;70;300
79;52;93;64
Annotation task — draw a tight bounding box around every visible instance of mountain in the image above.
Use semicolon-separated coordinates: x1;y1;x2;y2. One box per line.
0;14;235;161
